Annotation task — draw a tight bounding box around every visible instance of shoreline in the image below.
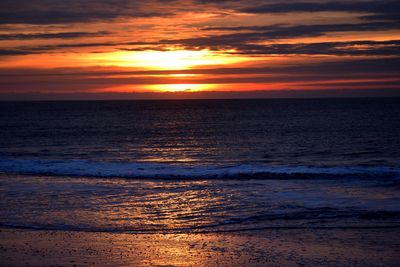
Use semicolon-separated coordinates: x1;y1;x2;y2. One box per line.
1;227;399;266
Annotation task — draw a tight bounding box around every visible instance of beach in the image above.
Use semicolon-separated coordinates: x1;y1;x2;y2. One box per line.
1;227;400;266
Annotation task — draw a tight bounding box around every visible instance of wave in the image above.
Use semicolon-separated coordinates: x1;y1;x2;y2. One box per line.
2;223;400;234
2;209;400;234
0;157;399;180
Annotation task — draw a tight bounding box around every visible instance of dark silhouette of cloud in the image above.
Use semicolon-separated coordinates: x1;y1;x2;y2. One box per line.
2;0;398;26
202;22;399;38
0;0;174;25
0;31;111;40
160;31;400;56
229;40;400;56
4;39;399;57
0;49;35;56
241;1;400;22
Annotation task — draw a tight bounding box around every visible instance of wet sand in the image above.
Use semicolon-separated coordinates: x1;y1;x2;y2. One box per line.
1;228;399;266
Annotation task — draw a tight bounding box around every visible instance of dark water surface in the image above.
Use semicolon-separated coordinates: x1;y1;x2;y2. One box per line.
1;98;399;168
0;98;399;232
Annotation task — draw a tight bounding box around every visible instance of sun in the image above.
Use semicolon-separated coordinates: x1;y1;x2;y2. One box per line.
127;50;215;69
146;84;213;92
85;49;247;70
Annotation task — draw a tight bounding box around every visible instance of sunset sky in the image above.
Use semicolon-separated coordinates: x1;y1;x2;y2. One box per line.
1;0;399;100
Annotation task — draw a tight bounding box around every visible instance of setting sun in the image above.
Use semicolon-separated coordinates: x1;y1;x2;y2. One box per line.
85;49;242;70
146;83;213;92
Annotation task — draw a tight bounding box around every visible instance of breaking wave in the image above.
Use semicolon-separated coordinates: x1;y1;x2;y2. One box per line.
0;157;398;180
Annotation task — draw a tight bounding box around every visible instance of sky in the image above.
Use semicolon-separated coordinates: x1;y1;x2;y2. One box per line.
0;0;399;100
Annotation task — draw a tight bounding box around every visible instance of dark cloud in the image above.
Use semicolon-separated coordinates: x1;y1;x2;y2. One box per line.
0;40;162;55
0;49;36;55
0;41;123;55
241;1;400;22
0;31;111;40
241;1;397;13
203;22;399;38
298;80;400;88
161;28;400;56
230;40;400;56
3;36;400;57
0;0;173;25
362;13;400;21
1;0;398;27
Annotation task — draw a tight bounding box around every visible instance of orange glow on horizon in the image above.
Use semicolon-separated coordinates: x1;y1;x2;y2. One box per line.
98;83;300;93
84;49;249;70
146;84;214;92
102;83;216;93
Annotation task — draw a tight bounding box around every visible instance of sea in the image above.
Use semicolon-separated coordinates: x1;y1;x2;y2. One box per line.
0;98;399;233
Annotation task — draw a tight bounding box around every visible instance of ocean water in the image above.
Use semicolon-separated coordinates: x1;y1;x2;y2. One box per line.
0;98;399;233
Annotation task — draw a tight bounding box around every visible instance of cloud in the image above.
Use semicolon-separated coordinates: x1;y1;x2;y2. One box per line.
229;40;400;56
202;21;399;38
240;1;400;22
0;31;111;40
0;41;123;55
1;0;399;58
0;49;36;56
3;35;399;57
1;0;398;28
0;0;174;25
161;29;400;56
